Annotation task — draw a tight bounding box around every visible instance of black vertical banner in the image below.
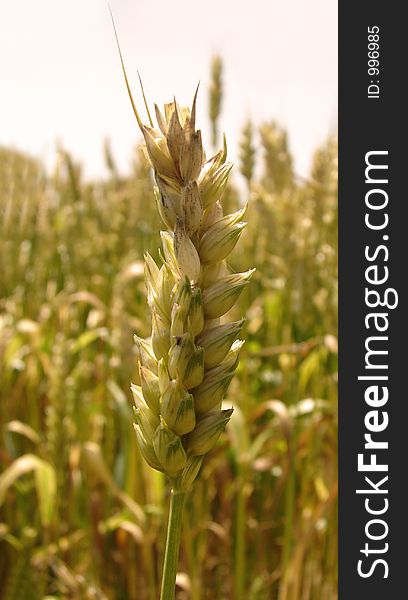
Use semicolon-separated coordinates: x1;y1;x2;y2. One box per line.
339;2;407;598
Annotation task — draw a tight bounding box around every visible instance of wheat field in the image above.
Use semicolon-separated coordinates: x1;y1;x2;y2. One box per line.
0;59;337;600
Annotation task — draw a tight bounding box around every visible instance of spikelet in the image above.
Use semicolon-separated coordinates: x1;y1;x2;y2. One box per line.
130;87;254;491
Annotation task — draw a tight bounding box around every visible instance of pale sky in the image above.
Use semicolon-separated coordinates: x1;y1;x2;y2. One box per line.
0;0;337;183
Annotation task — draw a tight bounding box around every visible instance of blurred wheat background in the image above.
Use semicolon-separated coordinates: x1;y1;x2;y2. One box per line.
0;56;337;600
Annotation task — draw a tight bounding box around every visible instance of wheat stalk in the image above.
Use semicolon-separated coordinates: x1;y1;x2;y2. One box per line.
130;90;253;599
109;12;253;596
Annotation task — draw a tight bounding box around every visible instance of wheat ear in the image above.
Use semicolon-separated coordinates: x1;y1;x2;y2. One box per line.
131;89;253;599
131;90;254;487
110;14;253;586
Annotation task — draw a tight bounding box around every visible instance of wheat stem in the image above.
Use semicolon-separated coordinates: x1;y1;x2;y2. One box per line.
160;490;186;600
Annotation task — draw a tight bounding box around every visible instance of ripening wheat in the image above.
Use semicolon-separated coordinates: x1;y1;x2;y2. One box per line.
110;12;253;597
128;88;253;598
119;84;253;598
